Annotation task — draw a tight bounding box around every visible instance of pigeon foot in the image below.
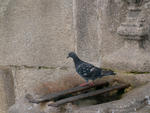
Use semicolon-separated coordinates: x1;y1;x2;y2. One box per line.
79;81;94;87
79;82;89;87
89;82;94;86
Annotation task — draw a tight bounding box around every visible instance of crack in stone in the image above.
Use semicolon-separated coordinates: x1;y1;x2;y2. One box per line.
8;65;69;70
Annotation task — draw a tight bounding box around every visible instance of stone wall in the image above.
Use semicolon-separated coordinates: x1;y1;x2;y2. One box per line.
75;0;100;63
0;0;75;67
101;0;150;72
0;0;76;112
0;0;150;113
74;0;150;72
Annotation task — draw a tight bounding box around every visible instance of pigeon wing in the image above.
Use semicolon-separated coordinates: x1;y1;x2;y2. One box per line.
77;62;102;80
76;62;95;77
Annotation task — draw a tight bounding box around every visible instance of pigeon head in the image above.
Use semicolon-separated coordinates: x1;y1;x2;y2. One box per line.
67;52;78;59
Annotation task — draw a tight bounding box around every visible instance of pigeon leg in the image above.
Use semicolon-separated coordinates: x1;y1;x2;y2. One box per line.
79;80;89;87
89;80;94;86
79;82;89;87
79;80;94;87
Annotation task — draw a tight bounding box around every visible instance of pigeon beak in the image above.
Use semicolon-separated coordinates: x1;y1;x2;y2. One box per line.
112;72;116;76
112;71;116;76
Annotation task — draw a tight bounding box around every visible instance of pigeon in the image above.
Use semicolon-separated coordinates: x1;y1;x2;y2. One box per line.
67;52;115;86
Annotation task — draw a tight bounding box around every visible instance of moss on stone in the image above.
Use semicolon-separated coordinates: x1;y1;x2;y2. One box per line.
60;67;68;70
38;66;57;69
126;71;150;74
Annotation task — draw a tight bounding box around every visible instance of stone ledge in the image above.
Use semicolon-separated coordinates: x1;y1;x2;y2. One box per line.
101;46;150;72
72;82;150;113
8;73;150;113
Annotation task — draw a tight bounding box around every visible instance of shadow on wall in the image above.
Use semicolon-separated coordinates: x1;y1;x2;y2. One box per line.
0;67;15;113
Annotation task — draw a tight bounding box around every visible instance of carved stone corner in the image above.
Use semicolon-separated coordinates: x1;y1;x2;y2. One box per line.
102;0;150;72
117;0;147;41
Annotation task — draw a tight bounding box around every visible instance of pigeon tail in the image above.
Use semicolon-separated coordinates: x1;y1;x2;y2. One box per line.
101;70;116;77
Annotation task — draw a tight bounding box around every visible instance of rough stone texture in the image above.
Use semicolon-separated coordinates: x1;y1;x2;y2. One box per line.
115;73;150;87
12;67;87;100
0;0;74;67
1;0;150;112
75;0;100;63
74;0;129;66
9;74;150;113
0;0;10;17
8;98;44;113
102;43;150;72
0;67;15;113
8;97;69;113
0;0;76;110
97;0;127;57
101;0;150;72
72;82;150;113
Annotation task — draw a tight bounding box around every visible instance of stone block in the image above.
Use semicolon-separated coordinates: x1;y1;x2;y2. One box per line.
72;82;150;113
8;98;43;113
102;44;150;72
101;1;150;72
12;67;84;100
9;73;150;113
75;0;100;62
0;67;15;113
97;0;128;57
0;0;74;67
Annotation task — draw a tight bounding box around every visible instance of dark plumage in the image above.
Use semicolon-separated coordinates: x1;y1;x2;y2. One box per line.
67;52;115;86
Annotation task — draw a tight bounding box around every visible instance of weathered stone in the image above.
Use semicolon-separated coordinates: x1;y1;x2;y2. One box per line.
72;82;150;113
8;98;44;113
8;72;150;113
12;67;85;100
97;0;127;58
102;45;150;72
101;0;150;72
114;73;150;87
75;0;100;63
137;105;150;113
8;97;68;113
1;0;150;113
0;67;15;113
0;0;10;17
0;0;74;67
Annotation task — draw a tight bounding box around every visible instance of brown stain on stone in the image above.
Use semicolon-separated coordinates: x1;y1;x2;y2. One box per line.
34;73;84;96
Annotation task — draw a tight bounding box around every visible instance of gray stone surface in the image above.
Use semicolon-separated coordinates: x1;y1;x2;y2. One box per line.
75;0;100;63
0;0;75;67
0;0;150;112
72;82;150;113
12;67;85;101
102;44;150;72
9;74;150;113
101;0;150;72
8;97;66;113
115;73;150;87
0;67;15;113
97;0;127;57
8;98;44;113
